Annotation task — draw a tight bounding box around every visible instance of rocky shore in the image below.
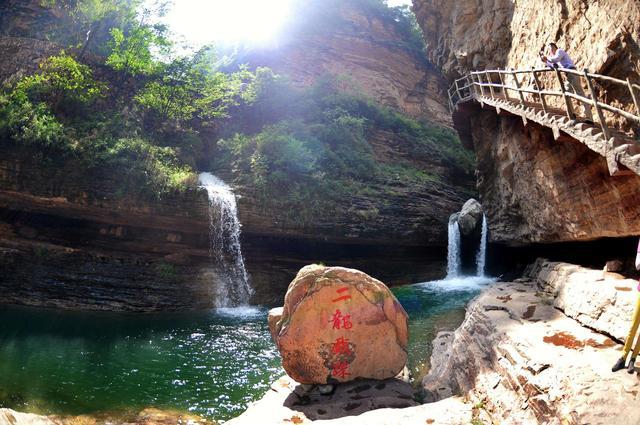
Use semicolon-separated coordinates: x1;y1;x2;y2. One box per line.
226;259;640;424
423;259;640;424
0;407;215;425
4;259;640;424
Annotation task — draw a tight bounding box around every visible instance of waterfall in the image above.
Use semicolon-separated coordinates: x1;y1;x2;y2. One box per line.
446;216;461;278
198;172;252;307
476;214;488;277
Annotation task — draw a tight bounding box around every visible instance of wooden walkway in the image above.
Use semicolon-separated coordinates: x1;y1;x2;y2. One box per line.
448;68;640;177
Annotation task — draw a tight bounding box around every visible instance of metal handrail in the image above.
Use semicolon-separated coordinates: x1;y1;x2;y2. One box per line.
448;67;640;141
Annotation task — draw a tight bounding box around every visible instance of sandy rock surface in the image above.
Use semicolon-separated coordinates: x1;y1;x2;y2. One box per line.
423;264;640;424
0;408;214;425
526;258;638;340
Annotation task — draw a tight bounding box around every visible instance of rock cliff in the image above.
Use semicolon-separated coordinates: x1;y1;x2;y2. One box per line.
1;145;443;310
413;0;640;244
414;0;640;85
471;109;640;244
237;125;474;248
0;1;73;82
240;1;452;126
0;0;475;310
0;146;219;311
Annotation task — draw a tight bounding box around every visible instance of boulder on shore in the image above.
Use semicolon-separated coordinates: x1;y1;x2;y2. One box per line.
268;265;408;384
457;198;483;236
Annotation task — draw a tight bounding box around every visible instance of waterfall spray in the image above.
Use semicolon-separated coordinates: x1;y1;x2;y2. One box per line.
476;214;488;277
446;215;462;278
198;172;252;307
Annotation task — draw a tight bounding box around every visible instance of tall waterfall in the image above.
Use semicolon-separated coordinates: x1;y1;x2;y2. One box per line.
476;214;488;276
446;216;462;278
198;172;252;307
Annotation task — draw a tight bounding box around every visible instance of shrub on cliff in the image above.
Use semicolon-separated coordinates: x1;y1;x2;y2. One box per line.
0;52;100;148
214;71;474;224
0;92;64;146
0;50;201;197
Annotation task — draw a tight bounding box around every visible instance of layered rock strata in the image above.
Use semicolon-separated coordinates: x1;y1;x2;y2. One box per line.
235;122;475;247
0;148;220;311
525;258;637;340
0;144;460;310
469;110;640;244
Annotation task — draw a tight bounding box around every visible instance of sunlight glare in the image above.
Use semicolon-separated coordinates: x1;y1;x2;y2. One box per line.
165;0;293;47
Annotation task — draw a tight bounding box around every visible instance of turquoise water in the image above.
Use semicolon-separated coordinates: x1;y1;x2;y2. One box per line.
0;276;493;421
392;276;495;378
0;306;281;421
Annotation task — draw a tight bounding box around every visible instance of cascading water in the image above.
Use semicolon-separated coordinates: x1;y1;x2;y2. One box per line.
198;172;253;308
446;213;488;278
446;215;462;278
476;214;488;276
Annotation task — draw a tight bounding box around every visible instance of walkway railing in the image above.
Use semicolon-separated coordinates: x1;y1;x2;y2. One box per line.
448;67;640;141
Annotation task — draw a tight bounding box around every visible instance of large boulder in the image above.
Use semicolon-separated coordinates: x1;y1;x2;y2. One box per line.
268;265;409;384
457;198;483;236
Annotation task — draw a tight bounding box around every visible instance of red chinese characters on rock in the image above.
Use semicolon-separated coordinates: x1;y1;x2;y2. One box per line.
332;287;352;303
330;309;353;330
331;336;351;354
328;287;355;379
331;360;351;378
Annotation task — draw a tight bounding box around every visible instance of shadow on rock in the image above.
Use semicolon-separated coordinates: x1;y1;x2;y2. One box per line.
282;378;418;420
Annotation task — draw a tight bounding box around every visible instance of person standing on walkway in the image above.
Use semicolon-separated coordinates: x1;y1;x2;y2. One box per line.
612;238;640;374
540;42;594;123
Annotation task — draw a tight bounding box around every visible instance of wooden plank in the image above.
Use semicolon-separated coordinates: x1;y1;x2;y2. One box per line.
531;66;548;113
554;68;575;120
510;69;526;105
485;71;495;98
583;69;609;139
628;77;640;117
477;73;486;98
497;68;509;100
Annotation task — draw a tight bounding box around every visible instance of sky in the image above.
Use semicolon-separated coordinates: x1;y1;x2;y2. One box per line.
159;0;413;49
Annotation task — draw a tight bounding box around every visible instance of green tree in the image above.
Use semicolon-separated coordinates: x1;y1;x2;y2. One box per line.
73;0;140;57
134;48;256;131
106;25;170;76
0;51;104;147
16;52;105;110
0;91;64;146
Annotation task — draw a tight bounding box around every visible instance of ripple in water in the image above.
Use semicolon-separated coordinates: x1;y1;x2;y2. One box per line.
0;276;495;422
0;306;282;422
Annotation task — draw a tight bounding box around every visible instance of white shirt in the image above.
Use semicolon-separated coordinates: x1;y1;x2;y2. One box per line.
545;49;576;69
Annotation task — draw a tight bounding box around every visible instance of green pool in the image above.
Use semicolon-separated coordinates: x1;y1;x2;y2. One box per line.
0;276;493;422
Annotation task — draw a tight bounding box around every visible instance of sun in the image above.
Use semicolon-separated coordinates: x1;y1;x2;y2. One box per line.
163;0;293;48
